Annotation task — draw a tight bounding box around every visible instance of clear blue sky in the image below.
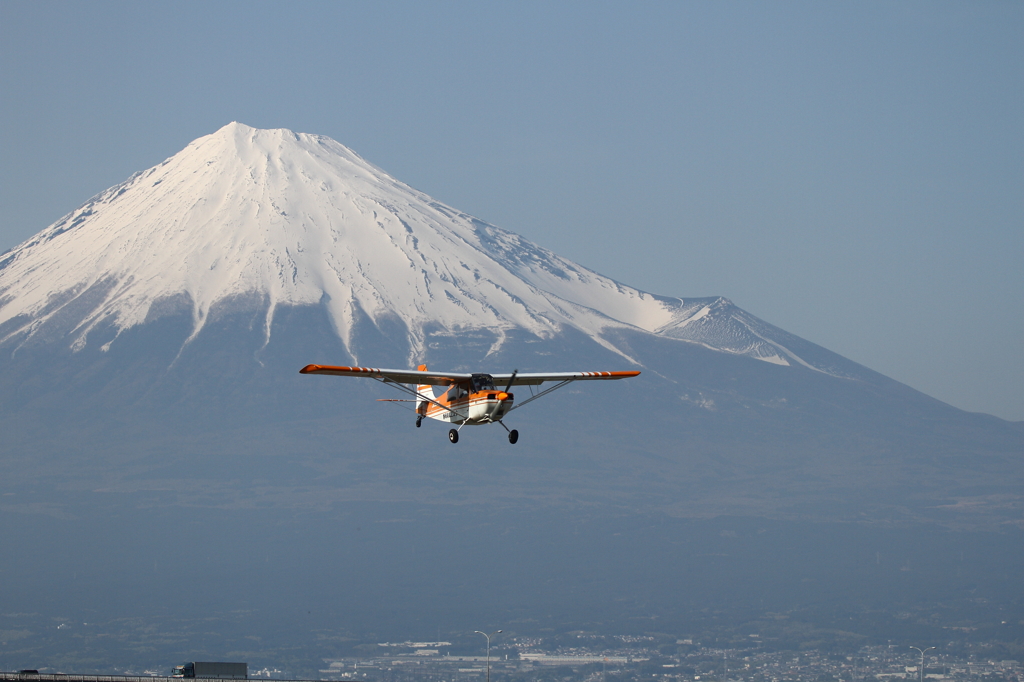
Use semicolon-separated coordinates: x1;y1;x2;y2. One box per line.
2;1;1021;420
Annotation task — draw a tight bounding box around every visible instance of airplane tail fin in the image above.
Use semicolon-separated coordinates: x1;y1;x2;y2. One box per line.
415;364;432;415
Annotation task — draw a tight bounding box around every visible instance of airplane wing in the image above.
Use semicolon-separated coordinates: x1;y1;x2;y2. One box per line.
300;365;640;387
299;365;474;386
489;371;640;386
490;370;640;412
300;364;641;415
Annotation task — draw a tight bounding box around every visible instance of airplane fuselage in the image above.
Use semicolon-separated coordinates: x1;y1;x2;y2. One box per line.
422;387;514;425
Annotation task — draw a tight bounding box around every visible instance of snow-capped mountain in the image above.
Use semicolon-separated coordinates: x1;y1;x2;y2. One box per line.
3;125;1023;670
0;122;849;375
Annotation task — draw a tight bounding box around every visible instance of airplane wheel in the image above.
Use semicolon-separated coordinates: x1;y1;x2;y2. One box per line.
448;428;459;444
416;417;422;428
508;429;519;444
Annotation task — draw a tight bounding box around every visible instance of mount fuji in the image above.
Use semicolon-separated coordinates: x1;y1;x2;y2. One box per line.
1;124;1022;671
1;122;849;375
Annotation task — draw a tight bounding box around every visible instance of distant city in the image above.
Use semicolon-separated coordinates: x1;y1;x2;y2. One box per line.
6;641;1020;682
306;639;1021;682
65;639;993;682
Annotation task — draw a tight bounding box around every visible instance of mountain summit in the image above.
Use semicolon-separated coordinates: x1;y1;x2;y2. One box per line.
0;122;851;374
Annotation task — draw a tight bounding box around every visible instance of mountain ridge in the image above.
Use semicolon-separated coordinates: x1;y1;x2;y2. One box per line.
2;122;1021;521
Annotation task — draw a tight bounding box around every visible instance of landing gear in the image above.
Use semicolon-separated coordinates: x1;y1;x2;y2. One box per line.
448;428;459;444
496;420;519;444
416;416;422;428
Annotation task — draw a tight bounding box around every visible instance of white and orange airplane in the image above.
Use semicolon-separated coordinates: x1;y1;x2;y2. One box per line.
299;364;640;444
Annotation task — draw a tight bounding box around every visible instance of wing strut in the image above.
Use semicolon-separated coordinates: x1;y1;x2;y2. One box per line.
507;379;575;412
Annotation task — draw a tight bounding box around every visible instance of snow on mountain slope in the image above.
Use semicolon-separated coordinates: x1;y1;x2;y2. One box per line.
0;123;844;375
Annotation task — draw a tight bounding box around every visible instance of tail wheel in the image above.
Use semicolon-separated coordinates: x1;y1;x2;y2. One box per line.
508;429;519;444
448;428;459;444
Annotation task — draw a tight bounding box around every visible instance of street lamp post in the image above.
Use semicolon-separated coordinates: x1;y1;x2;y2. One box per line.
910;646;937;682
474;630;502;682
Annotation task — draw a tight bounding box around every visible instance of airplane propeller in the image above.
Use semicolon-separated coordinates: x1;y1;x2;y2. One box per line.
503;369;518;394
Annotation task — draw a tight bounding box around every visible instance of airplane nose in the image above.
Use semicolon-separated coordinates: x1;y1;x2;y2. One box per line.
497;392;511;401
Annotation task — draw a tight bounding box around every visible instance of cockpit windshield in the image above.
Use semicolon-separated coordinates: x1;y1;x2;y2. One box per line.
471;373;496;392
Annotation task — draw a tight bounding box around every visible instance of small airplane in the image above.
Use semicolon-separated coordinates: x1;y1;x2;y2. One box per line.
299;364;640;444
